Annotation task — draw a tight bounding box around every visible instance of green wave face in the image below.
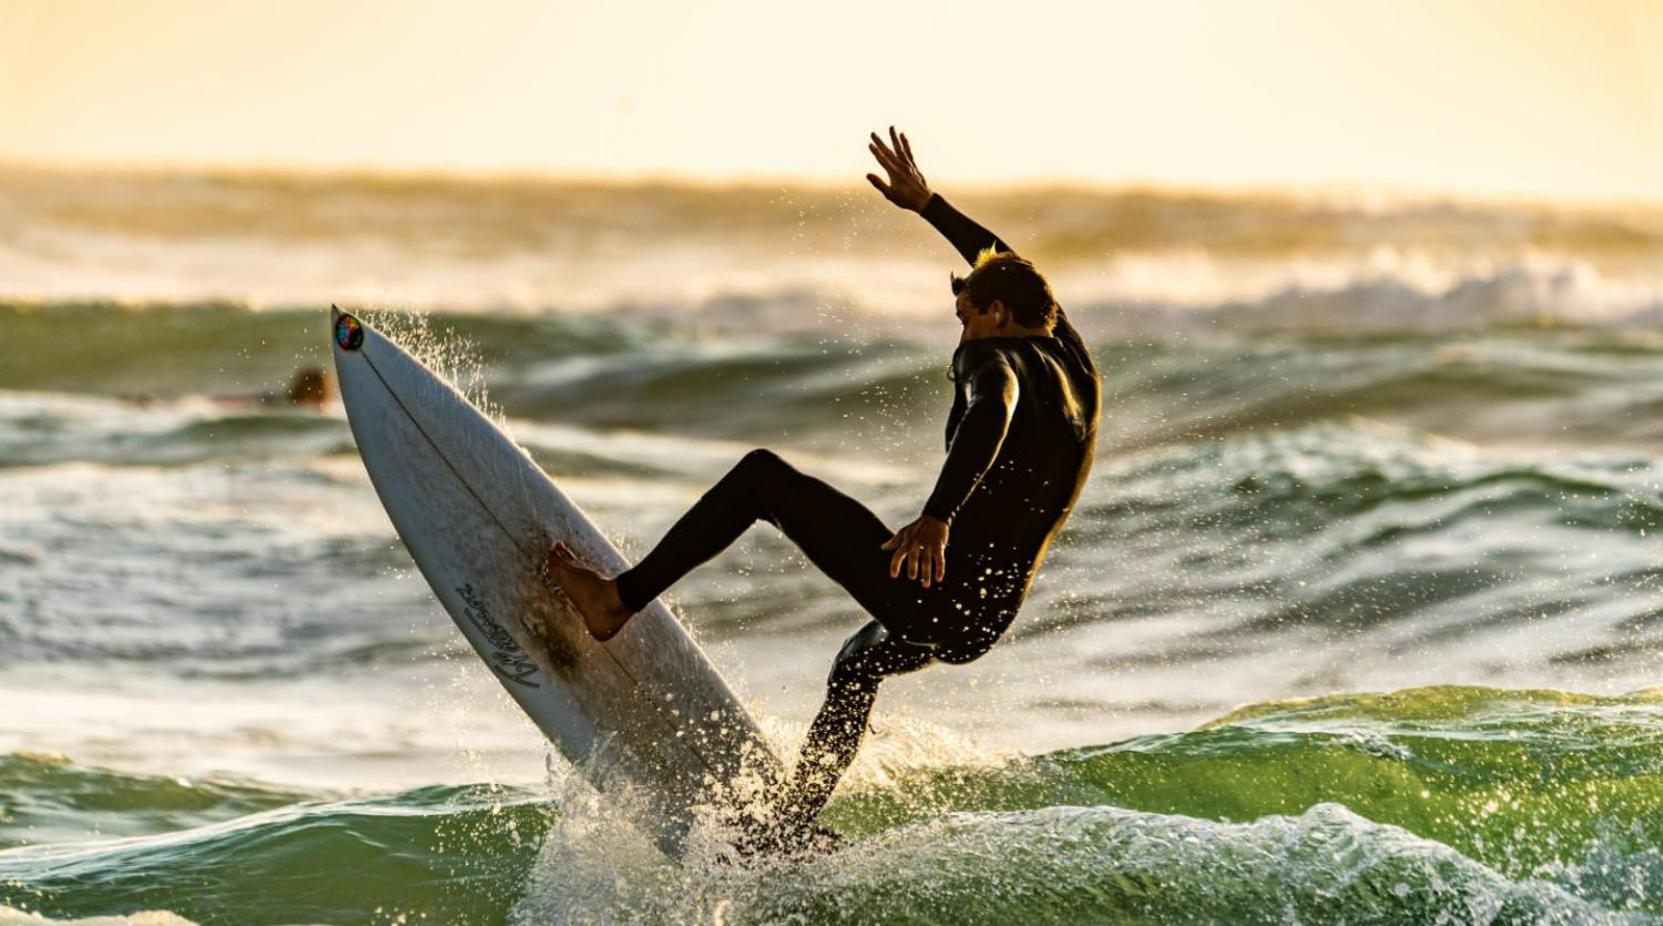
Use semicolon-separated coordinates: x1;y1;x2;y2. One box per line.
0;775;554;926
0;754;310;850
3;686;1660;925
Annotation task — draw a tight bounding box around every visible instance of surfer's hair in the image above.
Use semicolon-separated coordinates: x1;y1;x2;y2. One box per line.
950;248;1058;330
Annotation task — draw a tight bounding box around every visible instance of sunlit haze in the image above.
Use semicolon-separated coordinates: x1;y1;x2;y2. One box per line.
3;0;1661;200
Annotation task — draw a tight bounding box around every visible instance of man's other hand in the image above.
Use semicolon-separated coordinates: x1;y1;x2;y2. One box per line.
866;126;931;213
881;514;949;588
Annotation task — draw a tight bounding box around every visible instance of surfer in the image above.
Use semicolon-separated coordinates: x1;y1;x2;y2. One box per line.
545;126;1100;847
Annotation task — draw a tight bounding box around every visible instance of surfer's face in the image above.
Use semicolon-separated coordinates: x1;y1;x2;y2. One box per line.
956;291;1010;343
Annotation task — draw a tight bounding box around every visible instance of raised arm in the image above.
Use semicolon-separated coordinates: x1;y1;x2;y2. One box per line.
866;127;1094;374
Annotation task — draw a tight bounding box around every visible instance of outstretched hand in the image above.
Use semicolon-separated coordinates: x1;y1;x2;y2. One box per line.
866;126;931;213
881;514;949;588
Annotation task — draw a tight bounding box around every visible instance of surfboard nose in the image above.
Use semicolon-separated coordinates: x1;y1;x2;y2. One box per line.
332;306;365;352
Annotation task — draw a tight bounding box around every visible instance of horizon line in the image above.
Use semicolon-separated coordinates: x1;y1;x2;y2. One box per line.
3;154;1660;213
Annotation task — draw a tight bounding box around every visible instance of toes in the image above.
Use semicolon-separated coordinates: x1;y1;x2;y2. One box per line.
543;550;574;577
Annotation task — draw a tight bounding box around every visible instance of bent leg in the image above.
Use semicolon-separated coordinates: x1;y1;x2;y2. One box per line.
774;620;935;833
616;448;895;612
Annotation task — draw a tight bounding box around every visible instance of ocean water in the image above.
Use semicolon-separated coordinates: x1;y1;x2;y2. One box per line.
3;167;1663;924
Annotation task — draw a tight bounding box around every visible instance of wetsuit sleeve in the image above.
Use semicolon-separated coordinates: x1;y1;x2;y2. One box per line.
920;193;1097;376
922;347;1018;524
920;192;1013;263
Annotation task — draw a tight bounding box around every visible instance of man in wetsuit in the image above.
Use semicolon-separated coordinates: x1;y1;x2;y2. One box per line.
545;127;1101;846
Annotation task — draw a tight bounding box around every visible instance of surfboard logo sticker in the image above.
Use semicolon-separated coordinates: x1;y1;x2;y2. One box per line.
334;313;365;351
455;583;541;688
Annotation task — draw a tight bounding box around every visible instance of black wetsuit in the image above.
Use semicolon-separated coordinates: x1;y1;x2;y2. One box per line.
614;193;1101;833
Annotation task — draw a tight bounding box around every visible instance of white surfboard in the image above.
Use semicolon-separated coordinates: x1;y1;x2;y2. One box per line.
329;307;781;857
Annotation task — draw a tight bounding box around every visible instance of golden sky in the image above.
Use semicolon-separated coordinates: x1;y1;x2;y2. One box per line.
2;0;1660;200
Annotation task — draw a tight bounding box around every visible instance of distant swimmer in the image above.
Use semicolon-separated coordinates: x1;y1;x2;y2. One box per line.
544;127;1101;851
280;367;332;409
198;366;333;411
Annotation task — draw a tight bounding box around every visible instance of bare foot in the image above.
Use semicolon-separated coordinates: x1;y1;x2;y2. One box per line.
543;542;635;641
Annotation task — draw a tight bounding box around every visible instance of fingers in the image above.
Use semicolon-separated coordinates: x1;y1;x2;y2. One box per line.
869;132;900;171
883;520;948;586
866;173;893;197
891;126;919;172
871;144;898;178
883;528;908;577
